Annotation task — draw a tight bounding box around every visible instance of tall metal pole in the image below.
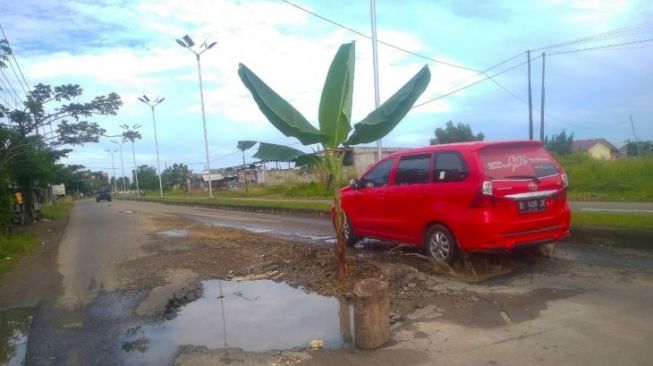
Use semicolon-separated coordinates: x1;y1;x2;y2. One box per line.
540;52;546;141
149;105;164;198
629;113;641;156
130;140;140;197
196;54;213;198
370;0;383;161
113;141;127;193
527;50;533;140
110;151;117;194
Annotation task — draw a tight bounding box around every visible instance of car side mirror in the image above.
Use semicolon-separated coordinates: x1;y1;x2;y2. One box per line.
349;178;359;189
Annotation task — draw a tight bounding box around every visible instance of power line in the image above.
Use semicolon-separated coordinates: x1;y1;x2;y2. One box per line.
532;21;653;52
0;69;21;108
0;23;30;93
279;0;481;73
548;38;653;56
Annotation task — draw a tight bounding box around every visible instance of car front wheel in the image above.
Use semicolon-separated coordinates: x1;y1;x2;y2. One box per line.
342;214;360;247
425;224;457;264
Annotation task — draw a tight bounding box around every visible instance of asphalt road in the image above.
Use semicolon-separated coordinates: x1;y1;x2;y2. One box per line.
14;200;653;365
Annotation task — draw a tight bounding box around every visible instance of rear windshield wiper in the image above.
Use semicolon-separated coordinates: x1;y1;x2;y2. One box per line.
504;175;541;184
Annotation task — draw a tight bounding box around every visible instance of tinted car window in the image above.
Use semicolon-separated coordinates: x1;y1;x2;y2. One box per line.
434;152;468;182
395;154;430;185
478;145;557;179
362;159;395;187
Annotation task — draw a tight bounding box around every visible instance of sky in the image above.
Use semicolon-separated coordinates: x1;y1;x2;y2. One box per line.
1;0;652;176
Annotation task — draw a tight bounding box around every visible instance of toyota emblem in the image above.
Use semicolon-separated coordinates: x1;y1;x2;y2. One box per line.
528;182;538;191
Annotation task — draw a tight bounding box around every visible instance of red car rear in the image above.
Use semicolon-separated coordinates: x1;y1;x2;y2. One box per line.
338;140;570;263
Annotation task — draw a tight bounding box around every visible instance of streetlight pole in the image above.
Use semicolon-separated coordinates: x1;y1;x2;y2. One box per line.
176;34;217;198
111;140;126;193
120;124;142;197
105;149;118;195
139;95;165;198
370;0;383;161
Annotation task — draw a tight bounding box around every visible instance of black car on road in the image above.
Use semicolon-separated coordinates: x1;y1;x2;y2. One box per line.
96;191;112;202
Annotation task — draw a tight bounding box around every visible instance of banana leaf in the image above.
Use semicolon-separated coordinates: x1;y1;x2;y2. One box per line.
319;42;354;149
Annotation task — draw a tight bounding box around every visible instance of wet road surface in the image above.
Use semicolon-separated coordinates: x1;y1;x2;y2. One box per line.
4;199;653;366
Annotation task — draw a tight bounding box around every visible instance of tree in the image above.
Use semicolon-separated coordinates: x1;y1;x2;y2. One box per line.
544;130;574;155
237;42;430;280
624;140;653;157
430;121;484;144
161;163;189;190
135;165;158;191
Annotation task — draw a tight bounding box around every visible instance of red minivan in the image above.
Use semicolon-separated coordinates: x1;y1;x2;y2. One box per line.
338;140;570;263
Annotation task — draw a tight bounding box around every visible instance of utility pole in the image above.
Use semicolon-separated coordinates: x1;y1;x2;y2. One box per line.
526;50;533;140
370;0;383;160
540;52;546;141
629;113;641;156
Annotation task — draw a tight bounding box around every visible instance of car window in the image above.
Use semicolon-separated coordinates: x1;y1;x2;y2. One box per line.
362;158;395;187
434;152;469;182
478;145;558;179
395;154;431;185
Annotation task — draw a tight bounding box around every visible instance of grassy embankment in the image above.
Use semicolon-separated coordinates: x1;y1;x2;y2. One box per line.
0;201;72;275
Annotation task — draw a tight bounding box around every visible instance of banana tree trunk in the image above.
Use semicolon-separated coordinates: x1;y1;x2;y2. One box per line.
334;193;347;280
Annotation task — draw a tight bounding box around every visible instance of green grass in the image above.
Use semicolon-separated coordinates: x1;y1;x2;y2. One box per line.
40;201;73;220
0;233;39;275
161;182;333;199
572;212;653;231
557;154;653;201
134;195;332;212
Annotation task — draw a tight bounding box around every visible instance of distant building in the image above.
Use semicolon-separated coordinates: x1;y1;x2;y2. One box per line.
571;139;619;160
342;146;405;177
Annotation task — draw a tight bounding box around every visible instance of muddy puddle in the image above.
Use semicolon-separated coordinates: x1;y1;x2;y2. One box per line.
156;229;188;238
0;308;32;366
122;280;353;365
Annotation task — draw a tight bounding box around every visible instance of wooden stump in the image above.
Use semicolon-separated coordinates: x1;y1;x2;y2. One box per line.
354;278;390;349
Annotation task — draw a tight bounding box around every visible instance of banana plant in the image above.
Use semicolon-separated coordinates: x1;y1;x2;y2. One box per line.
238;42;430;280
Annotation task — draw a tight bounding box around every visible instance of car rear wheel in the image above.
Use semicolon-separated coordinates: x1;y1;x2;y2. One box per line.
425;224;457;264
342;214;359;247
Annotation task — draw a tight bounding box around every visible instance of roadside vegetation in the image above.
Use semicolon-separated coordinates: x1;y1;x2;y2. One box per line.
41;201;74;220
135;195;332;212
0;232;39;275
558;154;653;201
572;211;653;231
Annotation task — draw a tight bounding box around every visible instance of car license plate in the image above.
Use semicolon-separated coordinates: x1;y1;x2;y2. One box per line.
518;198;547;214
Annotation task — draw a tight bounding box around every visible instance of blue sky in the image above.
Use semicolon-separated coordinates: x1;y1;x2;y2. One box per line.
1;0;652;175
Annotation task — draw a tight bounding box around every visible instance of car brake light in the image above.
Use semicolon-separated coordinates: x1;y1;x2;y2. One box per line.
471;181;513;208
561;173;569;187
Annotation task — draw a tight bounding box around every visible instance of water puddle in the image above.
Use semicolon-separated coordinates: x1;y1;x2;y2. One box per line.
156;229;188;238
0;308;33;366
122;280;353;365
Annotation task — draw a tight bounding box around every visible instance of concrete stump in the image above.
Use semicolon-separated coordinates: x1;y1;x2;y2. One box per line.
354;278;390;349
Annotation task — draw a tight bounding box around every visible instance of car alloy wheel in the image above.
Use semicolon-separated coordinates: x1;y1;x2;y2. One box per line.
425;224;457;264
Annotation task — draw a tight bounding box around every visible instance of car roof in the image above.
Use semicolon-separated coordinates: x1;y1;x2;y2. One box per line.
383;140;544;159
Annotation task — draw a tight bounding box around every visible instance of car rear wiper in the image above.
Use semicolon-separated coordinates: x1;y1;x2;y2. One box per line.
504;175;541;184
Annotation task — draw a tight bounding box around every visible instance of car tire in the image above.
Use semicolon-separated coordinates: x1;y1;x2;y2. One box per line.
343;214;360;247
425;224;458;264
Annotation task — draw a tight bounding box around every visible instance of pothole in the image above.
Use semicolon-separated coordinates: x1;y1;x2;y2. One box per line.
0;308;33;366
122;280;353;365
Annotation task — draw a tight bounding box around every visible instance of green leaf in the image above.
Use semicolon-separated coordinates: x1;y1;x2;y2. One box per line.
252;142;307;162
319;42;354;149
237;140;258;151
295;154;323;168
238;63;323;145
345;65;431;146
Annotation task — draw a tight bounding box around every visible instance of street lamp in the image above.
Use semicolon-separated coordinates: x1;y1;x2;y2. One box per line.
138;95;165;198
111;140;126;193
105;149;119;195
176;34;217;198
120;124;142;197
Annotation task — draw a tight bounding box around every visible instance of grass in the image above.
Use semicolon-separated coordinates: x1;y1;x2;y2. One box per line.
134;195;332;212
163;182;333;199
572;212;653;231
0;233;39;275
557;153;653;201
40;201;73;220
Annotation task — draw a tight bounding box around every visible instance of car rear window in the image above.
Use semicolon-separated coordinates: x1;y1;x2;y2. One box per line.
478;144;558;179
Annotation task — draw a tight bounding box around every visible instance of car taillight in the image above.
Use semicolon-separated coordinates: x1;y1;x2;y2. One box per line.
561;173;569;187
471;181;513;208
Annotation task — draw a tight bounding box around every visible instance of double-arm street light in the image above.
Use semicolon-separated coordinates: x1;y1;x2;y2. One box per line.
111;140;126;193
138;95;165;198
121;124;142;197
105;149;119;194
176;34;217;198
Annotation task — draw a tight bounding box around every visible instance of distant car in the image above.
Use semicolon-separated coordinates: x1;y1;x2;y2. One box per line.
334;140;570;264
96;191;112;202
